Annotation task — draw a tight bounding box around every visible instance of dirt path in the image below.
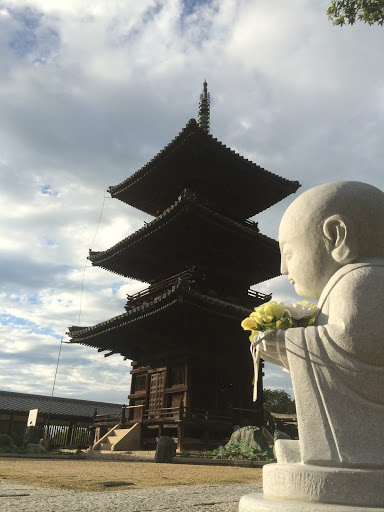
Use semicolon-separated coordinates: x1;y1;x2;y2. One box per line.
0;457;262;492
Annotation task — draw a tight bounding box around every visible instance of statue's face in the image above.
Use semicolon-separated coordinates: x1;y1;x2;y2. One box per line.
279;209;339;301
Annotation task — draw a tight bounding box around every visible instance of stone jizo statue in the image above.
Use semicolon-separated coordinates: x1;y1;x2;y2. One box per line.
240;181;384;511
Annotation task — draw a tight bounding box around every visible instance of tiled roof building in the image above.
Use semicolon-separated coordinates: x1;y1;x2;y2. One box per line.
0;390;122;420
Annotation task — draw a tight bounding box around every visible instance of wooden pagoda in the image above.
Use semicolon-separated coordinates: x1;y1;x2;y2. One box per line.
68;82;300;451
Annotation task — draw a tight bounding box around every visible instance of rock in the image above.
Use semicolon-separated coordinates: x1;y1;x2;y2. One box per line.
39;438;51;451
226;426;270;453
26;443;47;454
274;429;291;441
154;436;176;463
0;434;14;449
24;426;42;445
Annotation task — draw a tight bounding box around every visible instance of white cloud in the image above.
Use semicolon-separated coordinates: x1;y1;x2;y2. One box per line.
1;0;383;405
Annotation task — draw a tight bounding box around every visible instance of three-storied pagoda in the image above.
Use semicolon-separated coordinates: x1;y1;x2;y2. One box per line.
68;82;300;451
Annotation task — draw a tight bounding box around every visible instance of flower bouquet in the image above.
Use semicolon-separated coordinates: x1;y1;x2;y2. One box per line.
241;300;317;401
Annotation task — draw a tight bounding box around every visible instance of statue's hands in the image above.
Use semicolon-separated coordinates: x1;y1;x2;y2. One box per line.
252;329;277;349
258;329;289;371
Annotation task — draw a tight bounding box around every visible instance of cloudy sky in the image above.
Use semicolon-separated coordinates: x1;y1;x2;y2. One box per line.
1;0;383;404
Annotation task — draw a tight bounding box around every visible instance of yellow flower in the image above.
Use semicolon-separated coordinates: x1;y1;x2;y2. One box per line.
253;301;285;326
241;317;258;331
276;318;290;330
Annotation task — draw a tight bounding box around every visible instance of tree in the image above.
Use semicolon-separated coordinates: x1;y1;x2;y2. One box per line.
327;0;384;26
263;388;296;414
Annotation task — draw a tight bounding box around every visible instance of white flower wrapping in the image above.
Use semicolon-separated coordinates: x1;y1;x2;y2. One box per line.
250;330;277;402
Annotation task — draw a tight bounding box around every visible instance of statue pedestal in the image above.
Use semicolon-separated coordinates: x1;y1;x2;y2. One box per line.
239;463;384;511
239;493;384;511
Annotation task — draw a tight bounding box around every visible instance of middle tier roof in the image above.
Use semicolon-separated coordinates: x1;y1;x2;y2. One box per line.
89;190;281;287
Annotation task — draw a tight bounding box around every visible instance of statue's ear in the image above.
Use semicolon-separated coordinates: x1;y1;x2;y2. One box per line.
323;215;356;263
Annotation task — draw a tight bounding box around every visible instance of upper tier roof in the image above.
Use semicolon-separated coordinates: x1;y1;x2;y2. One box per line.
89;190;281;288
108;119;300;219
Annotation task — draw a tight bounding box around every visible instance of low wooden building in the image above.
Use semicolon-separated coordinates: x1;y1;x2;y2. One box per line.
0;390;122;447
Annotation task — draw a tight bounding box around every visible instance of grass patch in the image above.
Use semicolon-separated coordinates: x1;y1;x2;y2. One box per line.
0;458;262;492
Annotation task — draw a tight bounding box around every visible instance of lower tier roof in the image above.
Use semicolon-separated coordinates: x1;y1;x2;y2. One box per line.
68;282;264;366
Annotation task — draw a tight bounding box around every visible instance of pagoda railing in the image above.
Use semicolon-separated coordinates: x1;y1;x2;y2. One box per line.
125;268;198;309
125;269;272;310
247;289;272;302
137;404;260;424
143;406;181;421
182;408;232;423
94;404;262;431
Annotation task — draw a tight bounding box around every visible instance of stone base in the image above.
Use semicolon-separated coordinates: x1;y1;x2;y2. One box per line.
262;463;384;508
239;493;384;512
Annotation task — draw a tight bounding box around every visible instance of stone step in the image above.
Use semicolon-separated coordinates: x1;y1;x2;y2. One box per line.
112;429;131;439
108;428;130;437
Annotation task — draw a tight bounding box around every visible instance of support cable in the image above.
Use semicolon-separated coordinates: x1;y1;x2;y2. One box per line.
78;189;109;325
44;191;111;441
45;330;65;439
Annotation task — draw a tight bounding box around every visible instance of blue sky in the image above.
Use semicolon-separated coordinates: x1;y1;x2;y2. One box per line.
1;0;384;403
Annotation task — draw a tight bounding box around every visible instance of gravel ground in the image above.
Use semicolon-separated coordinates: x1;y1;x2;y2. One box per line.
0;481;262;512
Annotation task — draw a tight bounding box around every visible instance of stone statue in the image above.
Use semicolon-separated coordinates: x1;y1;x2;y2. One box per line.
240;181;384;511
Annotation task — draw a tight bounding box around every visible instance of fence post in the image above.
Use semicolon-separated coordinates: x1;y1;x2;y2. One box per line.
88;426;95;449
66;422;74;447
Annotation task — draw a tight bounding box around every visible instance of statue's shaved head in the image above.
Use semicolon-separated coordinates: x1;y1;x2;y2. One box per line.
282;181;384;259
279;181;384;300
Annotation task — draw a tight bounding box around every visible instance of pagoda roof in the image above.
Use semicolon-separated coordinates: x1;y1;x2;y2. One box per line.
108;119;300;219
89;190;281;286
68;280;253;363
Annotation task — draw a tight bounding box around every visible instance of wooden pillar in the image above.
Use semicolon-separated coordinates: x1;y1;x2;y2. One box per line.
7;413;14;436
121;405;126;425
179;400;184;420
88;426;95;449
177;424;184;452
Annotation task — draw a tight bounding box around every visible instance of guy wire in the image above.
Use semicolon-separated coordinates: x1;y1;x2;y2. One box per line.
78;189;109;325
45;330;65;438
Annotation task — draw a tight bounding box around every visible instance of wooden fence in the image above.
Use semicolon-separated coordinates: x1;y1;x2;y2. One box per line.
0;419;27;446
0;419;91;448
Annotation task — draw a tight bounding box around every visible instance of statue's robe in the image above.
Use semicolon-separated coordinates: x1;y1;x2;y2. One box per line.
260;259;384;468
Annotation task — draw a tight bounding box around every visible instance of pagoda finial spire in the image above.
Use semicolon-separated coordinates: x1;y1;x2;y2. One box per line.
198;80;210;133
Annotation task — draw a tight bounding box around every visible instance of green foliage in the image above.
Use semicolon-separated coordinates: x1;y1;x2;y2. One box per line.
213;442;274;461
0;434;14;448
180;450;190;458
204;450;216;457
263;388;296;415
0;446;43;454
327;0;384;26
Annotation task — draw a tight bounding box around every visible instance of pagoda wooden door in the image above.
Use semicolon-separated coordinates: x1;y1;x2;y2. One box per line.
148;370;165;415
